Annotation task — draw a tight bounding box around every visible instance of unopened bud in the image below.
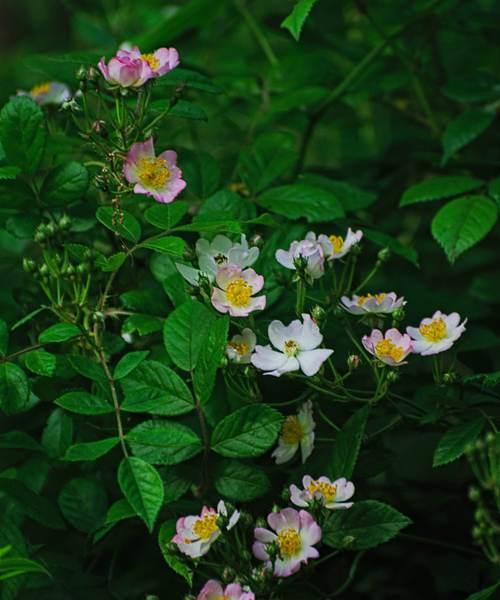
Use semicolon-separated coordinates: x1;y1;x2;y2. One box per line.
222;567;236;583
347;354;361;370
311;305;326;325
377;247;391;262
59;215;72;230
249;233;263;247
468;486;481;502
39;264;49;276
443;372;457;384
76;66;87;81
472;526;482;540
45;222;56;237
281;487;291;502
485;432;495;445
392;307;405;322
22;258;36;273
386;370;399;383
34;230;46;243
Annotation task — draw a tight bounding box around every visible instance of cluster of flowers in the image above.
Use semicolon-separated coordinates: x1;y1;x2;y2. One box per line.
173;477;355;597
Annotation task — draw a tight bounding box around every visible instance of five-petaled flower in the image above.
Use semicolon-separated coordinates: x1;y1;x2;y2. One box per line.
275;232;326;280
341;292;406;315
253;508;321;577
318;228;363;260
172;500;240;559
196;580;255;600
251;314;333;377
198;234;259;279
290;476;355;510
123;138;186;203
226;328;256;364
362;328;412;366
125;45;179;78
17;81;71;106
271;400;315;465
406;310;467;356
211;265;266;317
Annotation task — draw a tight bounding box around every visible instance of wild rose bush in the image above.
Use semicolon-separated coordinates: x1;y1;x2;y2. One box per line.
0;1;499;599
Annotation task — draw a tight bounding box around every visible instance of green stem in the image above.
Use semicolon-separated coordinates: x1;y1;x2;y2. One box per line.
296;279;306;316
233;0;278;67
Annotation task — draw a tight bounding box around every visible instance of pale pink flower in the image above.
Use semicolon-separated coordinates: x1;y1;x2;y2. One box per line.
290;476;354;510
211;266;265;317
17;81;71;106
123;138;186;203
362;328;412;366
127;46;180;77
253;508;321;577
275;232;325;280
197;580;255;600
98;50;152;88
340;292;406;315
271;400;315;465
318;228;363;260
226;328;256;364
406;310;467;356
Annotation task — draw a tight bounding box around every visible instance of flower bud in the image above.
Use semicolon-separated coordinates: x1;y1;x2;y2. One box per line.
485;432;496;445
443;372;457;384
472;526;483;540
255;517;267;529
281;487;291;502
22;258;36;273
76;65;87;81
386;370;399;383
249;233;263;247
76;263;88;275
392;307;405;322
45;222;56;237
86;66;99;82
59;215;72;230
34;230;46;243
377;247;391;262
468;486;481;502
311;305;326;325
222;567;236;583
39;264;49;276
347;354;360;370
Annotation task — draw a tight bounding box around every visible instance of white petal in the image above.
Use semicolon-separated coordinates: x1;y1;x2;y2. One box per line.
296;314;323;350
251;345;288;372
297;349;333;376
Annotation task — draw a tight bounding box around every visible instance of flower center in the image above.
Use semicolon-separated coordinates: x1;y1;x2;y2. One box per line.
307;480;337;503
225;278;252;307
375;339;404;362
141;53;160;70
228;341;249;356
284;339;299;357
213;253;228;265
192;513;219;541
277;528;302;559
281;415;304;444
419;318;447;342
30;82;50;97
357;293;386;306
136;157;170;189
329;235;344;253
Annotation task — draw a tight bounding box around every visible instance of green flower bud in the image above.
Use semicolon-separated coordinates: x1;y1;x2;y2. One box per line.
22;258;36;273
39;264;49;276
34;230;46;243
347;354;361;370
485;432;495;445
392;307;405;322
386;370;399;383
377;247;391;262
281;487;291;502
468;486;481;502
222;567;236;583
443;372;457;384
45;222;56;237
311;305;326;324
76;65;87;81
76;263;88;275
59;215;72;230
472;526;482;540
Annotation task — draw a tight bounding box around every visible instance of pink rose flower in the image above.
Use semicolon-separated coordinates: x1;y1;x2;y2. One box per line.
197;580;255;600
406;310;467;356
290;475;355;510
98;50;153;88
127;46;180;77
211;265;266;317
362;328;412;366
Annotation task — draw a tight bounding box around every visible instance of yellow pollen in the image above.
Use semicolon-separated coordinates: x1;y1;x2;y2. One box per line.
192;513;219;541
329;235;344;253
225;278;252;307
307;480;337;503
141;53;160;70
228;341;249;356
30;82;51;97
136;157;170;189
277;528;302;559
281;415;304;444
357;293;386;306
419;318;447;342
375;339;404;363
284;339;299;357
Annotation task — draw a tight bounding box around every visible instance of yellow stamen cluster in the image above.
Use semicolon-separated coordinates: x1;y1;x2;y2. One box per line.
141;53;160;70
284;339;299;357
281;415;304;444
307;480;337;503
375;339;404;363
137;157;170;189
228;341;249;356
329;235;344;253
419;318;447;342
277;528;302;558
30;82;51;97
357;293;386;306
225;278;252;307
192;513;219;541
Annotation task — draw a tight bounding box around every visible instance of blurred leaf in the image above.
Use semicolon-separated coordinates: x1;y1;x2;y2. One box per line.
0;166;21;180
194;316;229;405
442;109;495;165
301;174;377;211
400;175;483;206
41;161;89;206
154;67;221;94
363;229;419;266
214;460;270;501
0;319;8;357
281;0;319;41
0;363;29;415
42;408;73;458
58;478;107;533
466;583;500;600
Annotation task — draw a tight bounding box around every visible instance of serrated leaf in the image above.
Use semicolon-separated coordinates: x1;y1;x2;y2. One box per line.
41;161;89;205
211;405;283;458
0;363;30;415
55;391;113;415
400;176;483;206
141;236;186;257
442;109;495;165
118;457;164;531
144;201;188;230
329;406;370;480
214;460;270;501
114;351;149;380
158;520;193;585
58;478;107;533
193;316;229;405
24;349;56;377
95;252;127;272
39;323;81;343
431;195;498;263
64;438;120;461
281;0;319;41
433;417;484;467
96;207;141;243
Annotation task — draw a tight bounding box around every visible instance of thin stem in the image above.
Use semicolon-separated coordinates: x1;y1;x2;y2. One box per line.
0;343;47;363
296;279;306;316
233;0;278;67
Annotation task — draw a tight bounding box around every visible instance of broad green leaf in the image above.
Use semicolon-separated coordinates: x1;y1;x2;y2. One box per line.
197;189;256;221
127;420;202;465
154;99;208;121
68;355;107;385
400;175;483;206
214;460;270;501
24;349;56;377
181;150;220;199
329;406;370;480
104;499;136;526
323;500;411;550
466;583;500;600
39;322;81;343
281;0;319;41
0;319;8;357
96;207;141;243
144;201;188;230
64;438;119;461
363;228;419;266
442;109;495;164
41;161;89;205
154;66;221;93
162;466;195;502
193;316;229;405
120;360;194;416
55;391;113;415
300;174;377;211
433;417;484;467
118;457;164;531
0;363;30;415
431;195;498;263
114;351;149;380
158;520;193;585
123;314;163;336
0;431;43;452
172;219;241;234
95;252;127;272
0;166;21;180
0;97;47;174
58;478;107;532
0;555;50;581
163;299;215;371
257;184;345;222
41;408;73;458
150;255;188;307
141;236;186;257
211;405;283;458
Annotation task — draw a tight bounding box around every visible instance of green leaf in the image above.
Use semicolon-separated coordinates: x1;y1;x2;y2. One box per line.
173;219;241;234
0;319;8;357
193;316;229;405
150;255;188;307
38;322;81;343
300;174;377;211
431;195;498;263
163;299;215;371
24;349;56;377
433;417;485;467
0;97;47;174
329;406;370;480
0;431;43;452
400;175;484;206
211;405;283;458
64;438;120;461
0;555;50;581
363;228;419;267
144;201;188;230
466;583;500;600
154;67;221;94
114;351;149;380
257;184;345;223
158;520;193;585
141;236;186;257
42;408;73;458
214;460;271;501
169;100;208;121
104;499;136;526
96;207;141;243
323;500;411;550
181;150;220;199
0;166;21;180
55;391;113;415
127;420;202;465
95;252;127;272
0;363;30;415
118;457;164;531
281;0;319;41
123;314;163;336
58;478;107;532
41;161;89;205
442;109;495;164
121;360;194;416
